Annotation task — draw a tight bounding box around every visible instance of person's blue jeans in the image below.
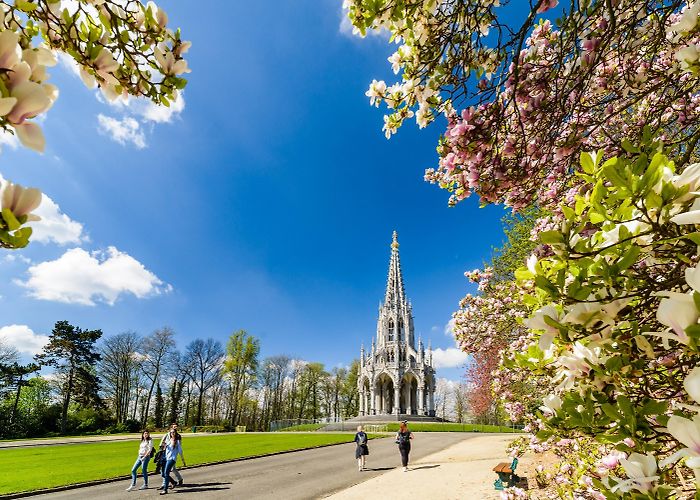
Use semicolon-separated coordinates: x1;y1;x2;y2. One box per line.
162;459;177;492
131;456;151;485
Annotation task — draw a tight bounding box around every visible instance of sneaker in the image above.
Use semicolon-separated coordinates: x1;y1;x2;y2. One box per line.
157;486;164;491
178;479;183;486
126;485;135;491
139;485;148;490
403;467;408;472
160;491;168;495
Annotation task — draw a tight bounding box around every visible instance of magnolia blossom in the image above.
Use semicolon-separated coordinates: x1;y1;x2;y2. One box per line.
669;1;700;33
613;453;659;493
651;292;697;346
525;304;560;350
540;394;562;415
1;181;42;221
671;198;700;225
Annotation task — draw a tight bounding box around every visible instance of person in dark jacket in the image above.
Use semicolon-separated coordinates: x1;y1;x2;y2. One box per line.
396;420;413;472
354;425;369;471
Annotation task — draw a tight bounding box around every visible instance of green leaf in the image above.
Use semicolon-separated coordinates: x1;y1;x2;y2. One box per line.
539;230;564;245
580;152;595;174
2;208;20;231
621;139;639;154
617;245;641;271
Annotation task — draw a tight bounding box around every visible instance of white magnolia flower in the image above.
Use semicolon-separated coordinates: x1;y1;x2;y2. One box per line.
673;163;700;202
526;254;538;274
155;45;190;76
525;304;560;351
540;394;562;415
686;367;700;405
1;181;42;221
0;30;21;70
675;44;700;71
669;1;700;33
613;453;659;493
652;292;696;346
672;197;700;225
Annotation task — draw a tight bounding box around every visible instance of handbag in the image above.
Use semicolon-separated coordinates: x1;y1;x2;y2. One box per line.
150;446;156;458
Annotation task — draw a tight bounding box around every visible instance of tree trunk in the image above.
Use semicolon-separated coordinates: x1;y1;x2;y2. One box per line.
61;359;76;434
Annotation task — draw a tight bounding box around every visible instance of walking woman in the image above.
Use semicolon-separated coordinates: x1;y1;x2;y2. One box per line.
160;428;186;495
126;430;154;491
396;420;413;472
354;425;369;471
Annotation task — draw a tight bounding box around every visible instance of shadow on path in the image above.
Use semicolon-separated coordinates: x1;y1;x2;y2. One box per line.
410;465;440;471
364;467;393;472
172;481;231;493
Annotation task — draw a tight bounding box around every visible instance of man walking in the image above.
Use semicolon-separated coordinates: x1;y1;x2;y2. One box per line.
159;423;184;486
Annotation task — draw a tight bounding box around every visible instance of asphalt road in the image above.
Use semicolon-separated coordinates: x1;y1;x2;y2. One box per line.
28;432;478;499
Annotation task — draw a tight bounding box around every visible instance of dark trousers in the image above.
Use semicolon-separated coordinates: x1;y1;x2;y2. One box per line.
399;446;410;467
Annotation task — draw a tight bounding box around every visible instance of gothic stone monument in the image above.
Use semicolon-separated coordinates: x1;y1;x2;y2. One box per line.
357;231;436;418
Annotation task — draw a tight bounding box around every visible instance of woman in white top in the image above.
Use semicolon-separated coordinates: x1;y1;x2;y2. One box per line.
126;430;154;491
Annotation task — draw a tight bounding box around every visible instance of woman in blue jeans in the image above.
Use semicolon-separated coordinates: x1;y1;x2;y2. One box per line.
160;429;186;495
126;430;153;491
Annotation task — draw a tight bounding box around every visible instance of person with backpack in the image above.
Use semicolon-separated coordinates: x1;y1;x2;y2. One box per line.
126;430;154;491
159;428;186;495
395;420;413;472
159;423;184;486
354;425;369;471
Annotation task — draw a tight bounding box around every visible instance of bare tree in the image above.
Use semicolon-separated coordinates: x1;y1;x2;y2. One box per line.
99;331;142;424
183;338;224;426
140;327;176;426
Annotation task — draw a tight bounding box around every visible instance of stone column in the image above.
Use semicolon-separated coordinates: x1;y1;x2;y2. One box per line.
428;384;435;415
370;387;376;415
393;385;401;415
418;387;424;415
359;390;365;416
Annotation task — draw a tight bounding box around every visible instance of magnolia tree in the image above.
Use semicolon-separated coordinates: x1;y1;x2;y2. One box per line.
346;0;700;208
0;0;190;249
345;0;700;497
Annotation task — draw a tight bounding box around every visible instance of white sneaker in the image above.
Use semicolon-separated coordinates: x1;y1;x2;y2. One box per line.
126;485;135;491
403;467;408;472
139;485;148;490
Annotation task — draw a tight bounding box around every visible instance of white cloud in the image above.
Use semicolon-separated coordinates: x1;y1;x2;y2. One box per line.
0;172;86;245
31;196;86;245
140;93;186;123
0;324;49;356
444;318;456;336
18;246;170;306
0;129;19;151
97;114;146;149
432;347;468;369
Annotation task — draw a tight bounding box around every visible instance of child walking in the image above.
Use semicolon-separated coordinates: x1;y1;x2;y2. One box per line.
354;425;369;471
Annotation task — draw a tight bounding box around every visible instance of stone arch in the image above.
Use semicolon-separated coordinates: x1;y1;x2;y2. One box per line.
401;371;419;415
358;375;371;416
373;372;396;415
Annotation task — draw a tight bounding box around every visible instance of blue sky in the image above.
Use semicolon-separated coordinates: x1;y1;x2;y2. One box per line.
0;0;509;383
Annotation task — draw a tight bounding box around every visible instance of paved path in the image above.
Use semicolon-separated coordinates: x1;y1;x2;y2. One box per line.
28;433;477;499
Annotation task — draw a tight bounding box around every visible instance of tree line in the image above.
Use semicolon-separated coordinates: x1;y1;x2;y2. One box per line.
0;322;361;439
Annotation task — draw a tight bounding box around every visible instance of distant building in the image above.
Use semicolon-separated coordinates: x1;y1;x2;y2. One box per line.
358;232;436;417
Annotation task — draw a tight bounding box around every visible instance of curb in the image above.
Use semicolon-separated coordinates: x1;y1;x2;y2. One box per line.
1;436;386;499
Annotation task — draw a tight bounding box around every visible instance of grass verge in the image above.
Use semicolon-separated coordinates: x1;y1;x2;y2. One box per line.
0;433;359;495
384;423;519;433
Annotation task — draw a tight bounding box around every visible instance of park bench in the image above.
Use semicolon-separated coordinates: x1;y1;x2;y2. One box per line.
493;457;519;490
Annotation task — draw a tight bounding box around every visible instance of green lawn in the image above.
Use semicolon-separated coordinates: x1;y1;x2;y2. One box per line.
384;422;519;433
0;433;359;494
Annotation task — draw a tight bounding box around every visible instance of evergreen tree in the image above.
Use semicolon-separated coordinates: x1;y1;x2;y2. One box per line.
154;382;164;429
35;321;102;434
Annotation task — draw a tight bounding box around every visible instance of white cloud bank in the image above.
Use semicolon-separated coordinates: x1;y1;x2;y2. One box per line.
0;324;49;356
17;246;170;306
432;347;468;369
0;172;86;245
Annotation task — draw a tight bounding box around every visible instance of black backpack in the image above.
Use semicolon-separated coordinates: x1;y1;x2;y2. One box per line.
358;432;367;446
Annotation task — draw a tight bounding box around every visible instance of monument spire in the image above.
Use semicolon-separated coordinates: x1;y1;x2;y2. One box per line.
384;230;406;308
